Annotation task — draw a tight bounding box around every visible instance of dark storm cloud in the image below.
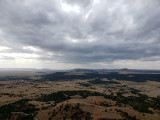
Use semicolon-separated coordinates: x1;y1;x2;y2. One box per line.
0;0;160;64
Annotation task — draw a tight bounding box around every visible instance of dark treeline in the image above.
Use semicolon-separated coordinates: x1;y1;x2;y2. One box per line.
36;90;103;103
89;78;120;84
41;72;160;82
0;76;31;81
1;72;160;82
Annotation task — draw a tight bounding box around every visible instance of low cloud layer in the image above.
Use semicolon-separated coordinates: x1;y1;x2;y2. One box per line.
0;0;160;69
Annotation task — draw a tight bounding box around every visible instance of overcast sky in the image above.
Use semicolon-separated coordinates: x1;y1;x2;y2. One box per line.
0;0;160;69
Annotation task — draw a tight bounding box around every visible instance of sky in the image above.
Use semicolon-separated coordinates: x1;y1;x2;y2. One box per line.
0;0;160;70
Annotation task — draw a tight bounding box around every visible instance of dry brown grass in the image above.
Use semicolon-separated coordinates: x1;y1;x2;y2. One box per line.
0;70;160;120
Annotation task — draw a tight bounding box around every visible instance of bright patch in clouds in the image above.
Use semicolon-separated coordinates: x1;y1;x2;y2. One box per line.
0;46;10;51
22;46;40;52
87;35;97;43
61;1;80;13
84;10;92;19
65;35;80;43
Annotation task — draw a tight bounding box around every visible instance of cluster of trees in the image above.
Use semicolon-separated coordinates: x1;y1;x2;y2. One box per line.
150;96;160;110
105;92;153;113
89;78;120;85
37;91;71;103
78;83;91;87
0;99;39;120
37;90;104;103
115;109;137;120
99;102;111;107
108;91;157;114
48;103;93;120
0;93;16;97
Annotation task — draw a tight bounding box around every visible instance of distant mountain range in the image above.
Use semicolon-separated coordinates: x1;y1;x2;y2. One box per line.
0;68;160;73
71;68;160;73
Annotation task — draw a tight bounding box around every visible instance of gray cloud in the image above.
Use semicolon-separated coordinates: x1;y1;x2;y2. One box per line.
0;0;160;67
0;56;15;60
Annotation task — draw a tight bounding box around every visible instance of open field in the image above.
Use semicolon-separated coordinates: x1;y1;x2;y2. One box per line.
0;69;160;120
